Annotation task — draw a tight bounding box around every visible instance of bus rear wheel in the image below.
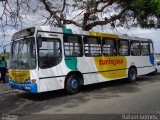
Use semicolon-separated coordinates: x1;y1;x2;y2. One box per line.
128;67;137;82
153;69;158;75
65;74;80;95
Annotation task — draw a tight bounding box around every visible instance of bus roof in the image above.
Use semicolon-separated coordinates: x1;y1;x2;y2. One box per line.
36;26;151;42
119;34;152;42
12;26;152;42
36;26;118;39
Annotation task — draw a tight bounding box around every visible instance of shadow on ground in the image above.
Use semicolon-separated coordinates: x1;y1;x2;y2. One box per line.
0;74;159;114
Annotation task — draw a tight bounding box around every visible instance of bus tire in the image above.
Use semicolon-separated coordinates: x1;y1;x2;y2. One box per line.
65;74;80;95
128;67;137;82
154;69;158;75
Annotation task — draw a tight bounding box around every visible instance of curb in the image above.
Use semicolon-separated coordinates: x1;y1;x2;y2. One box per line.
0;89;19;95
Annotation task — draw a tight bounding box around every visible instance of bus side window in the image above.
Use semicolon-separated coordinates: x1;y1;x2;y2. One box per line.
38;38;62;69
118;40;129;56
141;42;150;56
130;41;141;56
84;36;102;57
64;35;83;57
102;38;117;56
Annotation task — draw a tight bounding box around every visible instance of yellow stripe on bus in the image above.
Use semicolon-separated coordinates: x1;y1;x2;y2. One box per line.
89;32;118;38
88;32;127;79
94;56;127;79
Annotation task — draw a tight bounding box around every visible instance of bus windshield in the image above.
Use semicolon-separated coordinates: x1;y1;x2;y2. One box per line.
10;37;36;69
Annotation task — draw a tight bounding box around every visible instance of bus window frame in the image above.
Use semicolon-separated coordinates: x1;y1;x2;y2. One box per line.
102;37;117;56
130;40;141;56
37;37;62;69
10;37;37;70
140;41;150;56
83;36;102;57
118;39;130;56
63;34;83;57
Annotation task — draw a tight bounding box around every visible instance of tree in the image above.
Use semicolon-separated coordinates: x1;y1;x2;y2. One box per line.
0;0;160;31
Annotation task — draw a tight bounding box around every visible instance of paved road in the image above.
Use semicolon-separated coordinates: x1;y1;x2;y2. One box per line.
0;74;160;120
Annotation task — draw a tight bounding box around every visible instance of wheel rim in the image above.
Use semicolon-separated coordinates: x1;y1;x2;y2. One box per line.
71;79;78;89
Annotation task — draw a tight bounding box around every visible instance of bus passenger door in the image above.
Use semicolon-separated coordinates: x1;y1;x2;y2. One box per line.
37;32;64;91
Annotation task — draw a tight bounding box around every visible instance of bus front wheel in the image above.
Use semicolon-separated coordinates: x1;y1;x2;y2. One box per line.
65;74;80;95
128;67;137;82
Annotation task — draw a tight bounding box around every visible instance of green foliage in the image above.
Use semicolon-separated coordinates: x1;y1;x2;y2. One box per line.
71;0;160;30
1;0;160;30
0;52;10;60
113;0;160;28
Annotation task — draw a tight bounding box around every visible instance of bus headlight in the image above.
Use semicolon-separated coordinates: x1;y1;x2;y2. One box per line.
31;79;36;83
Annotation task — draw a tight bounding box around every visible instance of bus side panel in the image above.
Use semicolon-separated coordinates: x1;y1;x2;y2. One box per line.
126;56;155;75
82;73;127;85
38;77;65;93
30;70;65;93
77;56;128;85
37;59;70;93
137;67;155;75
30;70;40;93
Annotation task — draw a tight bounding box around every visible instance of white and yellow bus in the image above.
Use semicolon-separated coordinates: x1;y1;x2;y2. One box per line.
8;26;155;94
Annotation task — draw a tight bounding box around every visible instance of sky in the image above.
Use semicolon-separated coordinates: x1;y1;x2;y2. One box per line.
0;25;160;53
108;28;160;53
0;1;159;53
130;29;160;53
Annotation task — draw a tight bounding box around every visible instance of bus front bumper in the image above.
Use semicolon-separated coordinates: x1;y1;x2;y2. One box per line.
8;81;37;94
